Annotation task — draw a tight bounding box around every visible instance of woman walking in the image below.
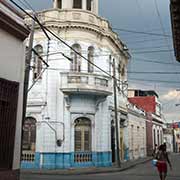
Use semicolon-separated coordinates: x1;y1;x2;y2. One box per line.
156;144;172;180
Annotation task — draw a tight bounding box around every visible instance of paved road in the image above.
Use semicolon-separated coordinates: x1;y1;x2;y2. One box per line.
20;154;180;180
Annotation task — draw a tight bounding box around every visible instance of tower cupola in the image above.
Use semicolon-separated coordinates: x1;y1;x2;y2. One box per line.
53;0;98;14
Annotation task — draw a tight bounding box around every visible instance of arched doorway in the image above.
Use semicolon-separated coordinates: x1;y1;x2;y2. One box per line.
74;117;92;163
22;117;36;162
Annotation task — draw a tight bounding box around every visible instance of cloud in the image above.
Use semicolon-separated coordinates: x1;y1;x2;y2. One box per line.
161;90;180;101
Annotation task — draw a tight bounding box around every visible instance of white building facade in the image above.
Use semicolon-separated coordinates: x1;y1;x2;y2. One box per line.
127;104;147;160
22;0;130;169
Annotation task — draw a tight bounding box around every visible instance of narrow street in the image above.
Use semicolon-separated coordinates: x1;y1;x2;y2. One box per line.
20;154;180;180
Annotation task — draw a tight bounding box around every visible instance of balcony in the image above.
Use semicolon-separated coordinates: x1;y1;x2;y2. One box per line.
60;72;112;96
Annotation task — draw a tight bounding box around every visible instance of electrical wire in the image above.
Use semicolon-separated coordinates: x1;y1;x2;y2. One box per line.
133;57;180;66
128;71;180;74
131;49;174;54
129;78;180;84
32;14;171;38
11;0;129;97
28;65;180;75
153;0;180;82
113;27;171;38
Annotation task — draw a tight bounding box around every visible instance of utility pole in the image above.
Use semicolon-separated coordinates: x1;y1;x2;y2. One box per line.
113;58;121;167
21;18;35;158
172;121;176;153
172;127;176;152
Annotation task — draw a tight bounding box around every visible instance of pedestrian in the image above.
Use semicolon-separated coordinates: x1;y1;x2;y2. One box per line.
152;144;158;158
156;144;172;180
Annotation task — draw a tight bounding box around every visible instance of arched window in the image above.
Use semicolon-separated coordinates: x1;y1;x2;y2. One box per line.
73;0;82;9
33;45;43;81
87;0;93;11
58;0;62;8
87;46;94;73
22;117;36;151
74;118;91;152
71;44;81;72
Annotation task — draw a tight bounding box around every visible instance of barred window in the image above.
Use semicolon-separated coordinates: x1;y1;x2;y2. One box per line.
58;0;62;8
71;44;81;72
33;45;43;81
88;46;94;73
75;118;91;152
22;117;36;151
87;0;93;11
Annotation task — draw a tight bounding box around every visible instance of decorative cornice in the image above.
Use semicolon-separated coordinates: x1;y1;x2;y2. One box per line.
26;9;130;58
36;23;130;58
0;9;29;40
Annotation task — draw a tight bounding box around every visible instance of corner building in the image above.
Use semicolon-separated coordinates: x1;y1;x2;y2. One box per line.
22;0;130;169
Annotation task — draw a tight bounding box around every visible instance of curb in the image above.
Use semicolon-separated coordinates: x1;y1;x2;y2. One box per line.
21;158;152;176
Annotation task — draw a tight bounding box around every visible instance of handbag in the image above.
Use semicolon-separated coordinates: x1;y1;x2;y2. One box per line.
152;159;158;167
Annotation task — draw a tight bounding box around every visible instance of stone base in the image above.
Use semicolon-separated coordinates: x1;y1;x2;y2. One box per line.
0;169;20;180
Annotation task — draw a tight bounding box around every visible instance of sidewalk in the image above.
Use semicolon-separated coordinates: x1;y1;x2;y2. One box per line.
20;157;152;175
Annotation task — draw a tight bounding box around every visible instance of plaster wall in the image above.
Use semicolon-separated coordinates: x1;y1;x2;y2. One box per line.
128;112;147;160
0;28;26;169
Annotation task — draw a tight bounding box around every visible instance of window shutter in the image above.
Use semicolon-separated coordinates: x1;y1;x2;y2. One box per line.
84;130;90;151
75;130;82;151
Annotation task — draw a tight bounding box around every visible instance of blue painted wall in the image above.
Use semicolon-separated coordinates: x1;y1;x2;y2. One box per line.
21;151;112;169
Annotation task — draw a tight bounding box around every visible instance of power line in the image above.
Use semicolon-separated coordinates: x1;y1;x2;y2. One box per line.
130;45;172;51
11;0;112;77
28;13;172;39
113;28;172;38
28;65;180;75
128;71;180;74
11;0;129;98
153;0;180;81
131;49;174;54
129;78;180;84
125;38;170;44
38;49;174;59
132;57;180;66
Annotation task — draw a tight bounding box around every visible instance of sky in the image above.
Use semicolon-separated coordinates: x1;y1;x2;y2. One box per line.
13;0;180;123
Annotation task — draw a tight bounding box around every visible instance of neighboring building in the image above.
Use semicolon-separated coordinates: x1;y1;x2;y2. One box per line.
163;125;173;152
22;0;130;169
174;128;180;152
127;103;147;160
170;0;180;61
128;89;164;156
167;122;180;152
0;0;29;179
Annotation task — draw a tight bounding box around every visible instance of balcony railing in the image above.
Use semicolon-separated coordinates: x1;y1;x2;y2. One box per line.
21;150;35;162
60;72;112;96
74;152;92;163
